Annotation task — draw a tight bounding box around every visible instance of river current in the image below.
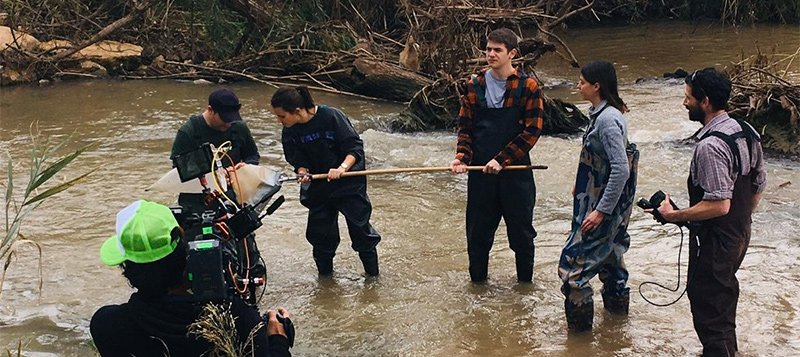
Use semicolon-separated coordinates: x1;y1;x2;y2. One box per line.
1;21;799;356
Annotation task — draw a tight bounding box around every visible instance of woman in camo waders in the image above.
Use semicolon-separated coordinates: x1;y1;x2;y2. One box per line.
558;60;639;333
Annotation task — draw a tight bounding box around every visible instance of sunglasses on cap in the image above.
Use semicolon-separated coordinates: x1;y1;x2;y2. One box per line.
688;69;708;100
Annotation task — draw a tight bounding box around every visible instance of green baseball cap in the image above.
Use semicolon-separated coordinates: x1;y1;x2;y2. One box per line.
100;200;180;266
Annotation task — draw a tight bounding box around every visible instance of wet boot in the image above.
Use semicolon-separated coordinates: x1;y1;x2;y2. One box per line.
313;253;334;276
468;257;489;283
359;250;379;277
515;255;534;283
565;301;593;333
602;291;630;316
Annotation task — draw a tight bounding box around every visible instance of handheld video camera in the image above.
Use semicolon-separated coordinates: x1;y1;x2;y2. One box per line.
637;190;692;228
636;190;677;211
170;143;284;304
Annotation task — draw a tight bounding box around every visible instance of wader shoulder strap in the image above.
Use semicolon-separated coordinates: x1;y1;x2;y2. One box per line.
700;119;760;175
472;76;488;108
514;73;528;107
590;105;609;120
699;132;741;175
734;119;761;155
700;132;742;175
472;73;529;108
582;104;610;142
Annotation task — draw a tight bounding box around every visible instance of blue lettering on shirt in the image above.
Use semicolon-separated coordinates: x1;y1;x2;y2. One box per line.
294;131;336;144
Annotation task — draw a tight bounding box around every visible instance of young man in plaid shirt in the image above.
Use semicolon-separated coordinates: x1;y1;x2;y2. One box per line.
449;28;544;283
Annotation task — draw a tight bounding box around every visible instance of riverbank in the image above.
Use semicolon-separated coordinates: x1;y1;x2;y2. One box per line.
3;1;798;124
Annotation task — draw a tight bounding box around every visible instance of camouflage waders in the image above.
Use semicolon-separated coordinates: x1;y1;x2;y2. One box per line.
558;106;639;332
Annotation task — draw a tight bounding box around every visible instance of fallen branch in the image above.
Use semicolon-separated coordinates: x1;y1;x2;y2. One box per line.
50;0;156;62
162;60;405;103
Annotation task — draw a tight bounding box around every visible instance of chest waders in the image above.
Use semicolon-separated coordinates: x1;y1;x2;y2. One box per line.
287;119;381;277
557;105;639;332
465;75;537;283
686;121;758;356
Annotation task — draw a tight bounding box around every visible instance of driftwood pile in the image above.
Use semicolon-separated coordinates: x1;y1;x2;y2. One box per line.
160;0;593;133
2;0;593;134
371;1;591;133
726;50;800;155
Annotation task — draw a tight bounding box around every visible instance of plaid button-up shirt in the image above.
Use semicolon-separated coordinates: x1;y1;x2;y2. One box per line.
455;69;545;166
691;112;767;200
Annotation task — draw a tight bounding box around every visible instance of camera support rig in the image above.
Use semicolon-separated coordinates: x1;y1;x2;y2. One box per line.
170;142;284;304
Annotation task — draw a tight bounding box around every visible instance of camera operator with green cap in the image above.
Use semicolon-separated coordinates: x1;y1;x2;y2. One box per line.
90;200;293;357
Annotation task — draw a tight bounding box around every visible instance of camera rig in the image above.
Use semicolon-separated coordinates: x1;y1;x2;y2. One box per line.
170;142;284;304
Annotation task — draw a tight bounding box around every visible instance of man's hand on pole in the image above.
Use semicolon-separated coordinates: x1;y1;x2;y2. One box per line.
450;159;467;174
483;159;503;174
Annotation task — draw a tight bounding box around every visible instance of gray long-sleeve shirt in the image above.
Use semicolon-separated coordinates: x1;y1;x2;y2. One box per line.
586;101;630;214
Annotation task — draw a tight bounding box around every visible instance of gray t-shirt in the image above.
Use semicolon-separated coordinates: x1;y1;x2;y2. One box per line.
484;70;507;108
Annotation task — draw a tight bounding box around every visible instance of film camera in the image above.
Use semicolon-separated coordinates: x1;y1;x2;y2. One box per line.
170;143;285;304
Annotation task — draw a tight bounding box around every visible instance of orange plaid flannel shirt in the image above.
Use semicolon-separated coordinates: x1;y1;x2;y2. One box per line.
455;69;545;166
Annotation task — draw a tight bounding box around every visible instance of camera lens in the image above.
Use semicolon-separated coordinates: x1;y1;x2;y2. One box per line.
636;198;652;209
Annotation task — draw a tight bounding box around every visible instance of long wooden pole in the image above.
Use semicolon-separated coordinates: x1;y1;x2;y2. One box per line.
301;164;547;181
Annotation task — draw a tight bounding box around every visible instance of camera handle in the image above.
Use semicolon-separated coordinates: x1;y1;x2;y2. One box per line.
261;196;285;219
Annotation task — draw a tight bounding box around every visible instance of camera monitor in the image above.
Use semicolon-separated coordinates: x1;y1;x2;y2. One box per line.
172;143;214;183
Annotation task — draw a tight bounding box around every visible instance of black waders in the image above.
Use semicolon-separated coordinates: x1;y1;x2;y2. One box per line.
465;75;536;283
305;183;381;277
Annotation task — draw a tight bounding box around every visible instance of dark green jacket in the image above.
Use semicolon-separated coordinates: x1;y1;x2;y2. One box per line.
170;114;260;167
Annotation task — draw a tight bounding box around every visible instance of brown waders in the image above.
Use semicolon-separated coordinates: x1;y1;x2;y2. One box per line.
687;126;757;356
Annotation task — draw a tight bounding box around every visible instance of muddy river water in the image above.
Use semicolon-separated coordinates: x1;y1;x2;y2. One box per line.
1;21;799;356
